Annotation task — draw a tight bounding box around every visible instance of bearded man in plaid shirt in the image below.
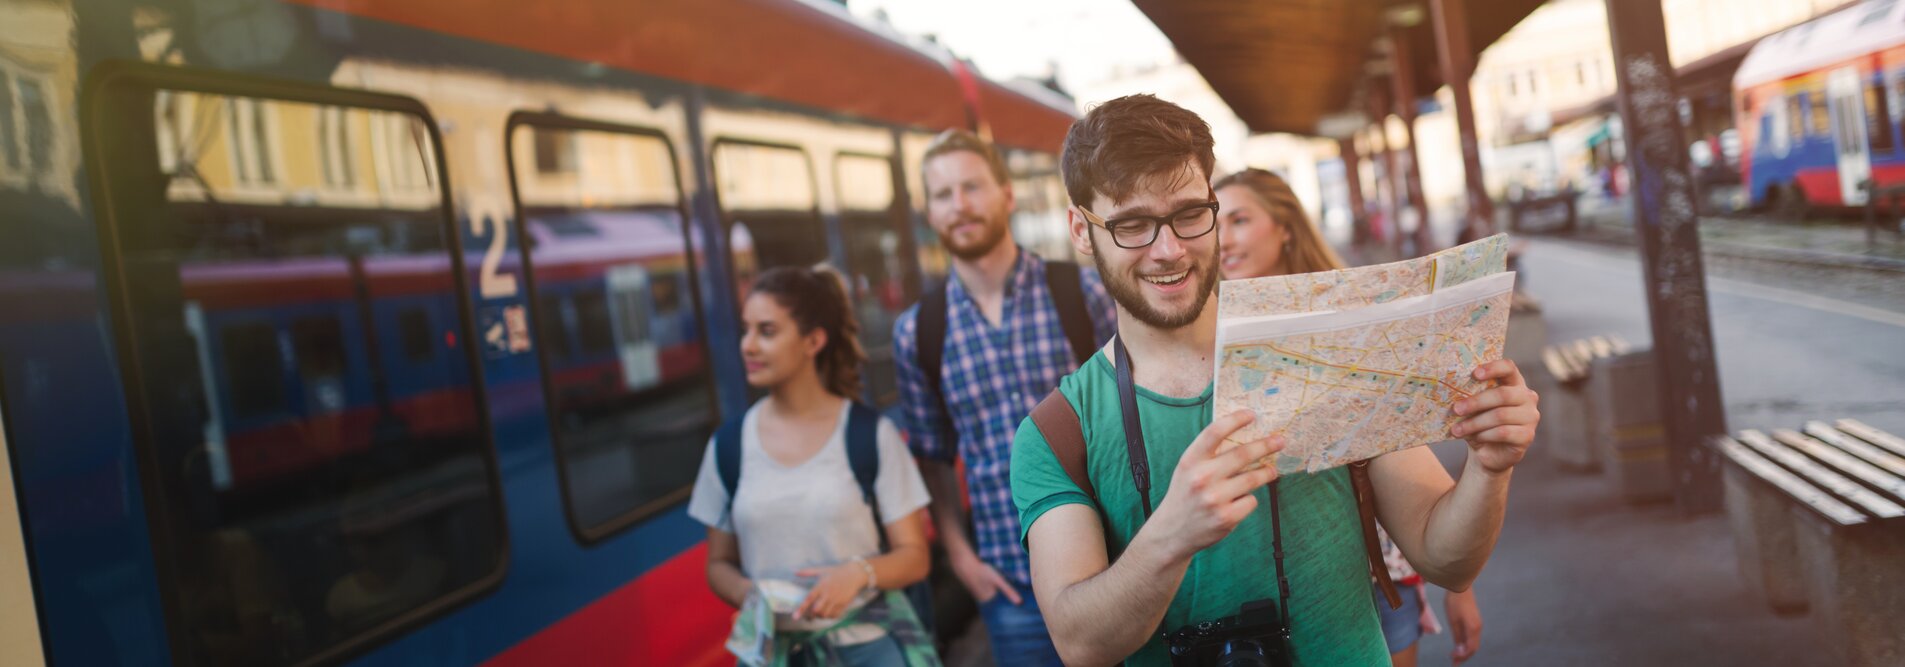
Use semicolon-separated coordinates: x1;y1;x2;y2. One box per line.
893;129;1116;666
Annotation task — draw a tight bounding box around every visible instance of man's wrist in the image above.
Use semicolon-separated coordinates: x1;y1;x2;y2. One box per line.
1462;453;1516;482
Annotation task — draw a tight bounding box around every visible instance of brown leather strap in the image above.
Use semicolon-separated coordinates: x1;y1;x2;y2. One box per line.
1352;460;1403;610
1032;389;1094;501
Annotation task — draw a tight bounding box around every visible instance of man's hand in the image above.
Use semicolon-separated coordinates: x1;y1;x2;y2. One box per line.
1149;411;1285;561
1451;360;1540;474
1444;587;1483;664
950;548;1023;605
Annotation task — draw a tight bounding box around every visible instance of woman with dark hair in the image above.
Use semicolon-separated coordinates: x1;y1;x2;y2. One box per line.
687;265;939;666
1214;168;1483;667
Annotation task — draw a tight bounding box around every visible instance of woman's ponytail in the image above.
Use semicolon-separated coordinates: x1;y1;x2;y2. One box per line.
749;264;866;399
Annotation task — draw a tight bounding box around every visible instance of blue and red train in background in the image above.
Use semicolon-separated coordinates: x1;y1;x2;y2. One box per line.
0;0;1075;664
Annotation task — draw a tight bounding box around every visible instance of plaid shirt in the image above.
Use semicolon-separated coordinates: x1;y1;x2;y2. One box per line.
892;248;1117;587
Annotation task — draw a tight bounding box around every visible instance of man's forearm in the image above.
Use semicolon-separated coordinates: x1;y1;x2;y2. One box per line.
919;459;977;557
1416;457;1513;590
1043;521;1191;665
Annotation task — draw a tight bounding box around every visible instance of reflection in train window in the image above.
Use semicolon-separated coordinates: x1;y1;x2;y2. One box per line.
509;121;717;538
1006;149;1072;261
714;141;827;274
97;87;504;666
834;154;918;407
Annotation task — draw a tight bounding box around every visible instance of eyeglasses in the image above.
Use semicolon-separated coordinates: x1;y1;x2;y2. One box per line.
1075;198;1221;249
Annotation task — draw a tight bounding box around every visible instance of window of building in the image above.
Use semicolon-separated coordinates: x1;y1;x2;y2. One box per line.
91;78;505;666
508;117;716;539
17;77;49;172
0;71;18;171
319;106;356;188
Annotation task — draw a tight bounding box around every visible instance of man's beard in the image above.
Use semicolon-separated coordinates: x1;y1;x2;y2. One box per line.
1090;236;1220;330
938;213;1010;261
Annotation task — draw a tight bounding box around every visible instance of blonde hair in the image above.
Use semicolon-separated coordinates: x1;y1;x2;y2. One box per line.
1213;168;1345;275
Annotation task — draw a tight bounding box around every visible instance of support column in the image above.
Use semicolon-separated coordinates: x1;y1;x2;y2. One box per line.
1340;136;1369;245
1604;0;1725;513
1430;0;1495;240
1389;27;1434;256
1368;83;1403;248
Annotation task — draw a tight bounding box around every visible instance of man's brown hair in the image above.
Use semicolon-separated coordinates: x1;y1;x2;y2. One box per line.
1061;94;1216;210
922;128;1010;190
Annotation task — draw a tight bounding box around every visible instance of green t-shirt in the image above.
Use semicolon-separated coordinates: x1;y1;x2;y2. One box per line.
1011;351;1388;667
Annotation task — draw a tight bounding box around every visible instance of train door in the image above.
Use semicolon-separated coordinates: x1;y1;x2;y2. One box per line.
1828;66;1872;205
0;394;47;666
835;153;919;407
605;265;661;391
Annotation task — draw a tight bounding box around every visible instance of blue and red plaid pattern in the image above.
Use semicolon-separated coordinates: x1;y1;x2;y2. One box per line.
893;249;1117;587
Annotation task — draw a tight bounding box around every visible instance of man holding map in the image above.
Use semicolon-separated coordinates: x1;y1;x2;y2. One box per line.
1009;94;1541;667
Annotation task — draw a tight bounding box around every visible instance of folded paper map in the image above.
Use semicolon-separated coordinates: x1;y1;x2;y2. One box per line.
1213;235;1515;473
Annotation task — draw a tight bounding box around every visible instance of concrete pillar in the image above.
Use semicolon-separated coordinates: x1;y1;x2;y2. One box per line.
1388;27;1434;256
1603;0;1726;513
1340;136;1369;245
1429;0;1495;240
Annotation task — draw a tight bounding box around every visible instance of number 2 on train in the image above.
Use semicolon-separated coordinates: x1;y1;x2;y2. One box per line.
474;215;520;299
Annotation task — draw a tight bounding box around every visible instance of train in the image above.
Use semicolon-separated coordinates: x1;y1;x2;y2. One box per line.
1736;0;1905;210
0;0;1076;664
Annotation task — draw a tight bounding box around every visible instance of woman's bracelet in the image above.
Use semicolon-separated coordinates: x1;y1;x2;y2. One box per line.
849;556;878;594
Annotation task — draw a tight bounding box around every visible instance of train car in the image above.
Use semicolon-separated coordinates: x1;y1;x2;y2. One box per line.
1736;0;1905;210
0;0;1075;664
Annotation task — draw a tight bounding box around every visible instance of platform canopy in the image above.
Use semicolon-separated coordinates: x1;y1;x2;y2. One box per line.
1131;0;1548;136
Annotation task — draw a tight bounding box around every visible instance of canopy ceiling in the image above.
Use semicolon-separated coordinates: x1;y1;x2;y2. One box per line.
1131;0;1550;136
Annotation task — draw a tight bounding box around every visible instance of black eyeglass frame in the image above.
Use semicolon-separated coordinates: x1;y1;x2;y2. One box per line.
1075;199;1222;249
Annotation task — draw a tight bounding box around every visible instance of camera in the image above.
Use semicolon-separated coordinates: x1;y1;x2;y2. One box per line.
1163;599;1292;667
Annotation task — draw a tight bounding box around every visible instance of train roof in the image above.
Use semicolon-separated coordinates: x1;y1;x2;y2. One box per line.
1736;0;1905;89
294;0;1074;152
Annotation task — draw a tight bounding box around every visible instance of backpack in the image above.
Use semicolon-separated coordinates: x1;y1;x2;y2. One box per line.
714;402;938;631
914;259;1098;448
1028;392;1404;610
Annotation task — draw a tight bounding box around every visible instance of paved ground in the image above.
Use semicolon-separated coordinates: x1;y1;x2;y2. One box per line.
944;233;1902;666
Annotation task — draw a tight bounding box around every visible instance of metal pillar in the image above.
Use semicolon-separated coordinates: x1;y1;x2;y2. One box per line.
1368;83;1404;247
1604;0;1725;513
1429;0;1495;240
1340;136;1369;245
1389;27;1434;256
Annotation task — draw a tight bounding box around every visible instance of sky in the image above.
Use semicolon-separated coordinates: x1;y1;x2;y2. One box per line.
845;0;1181;92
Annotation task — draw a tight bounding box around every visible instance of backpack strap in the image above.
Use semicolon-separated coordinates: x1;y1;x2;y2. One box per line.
714;415;747;523
915;280;957;449
844;401;891;547
1042;260;1096;366
1031;389;1094;502
1351;459;1403;610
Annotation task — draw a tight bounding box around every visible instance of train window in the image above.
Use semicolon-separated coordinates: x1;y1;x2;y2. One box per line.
1868;81;1897;154
507;118;717;539
1786;94;1803;143
1007;149;1072;261
398;307;434;362
834;153;918;407
1810;90;1831;137
714;141;828;275
90;80;505;666
220;321;287;419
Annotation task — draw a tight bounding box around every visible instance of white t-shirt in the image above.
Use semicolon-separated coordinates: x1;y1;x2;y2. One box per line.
687;400;931;638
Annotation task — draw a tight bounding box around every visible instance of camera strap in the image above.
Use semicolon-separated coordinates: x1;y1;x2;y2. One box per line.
1112;336;1294;629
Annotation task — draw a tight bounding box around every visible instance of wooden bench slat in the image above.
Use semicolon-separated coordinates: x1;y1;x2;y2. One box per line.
1772;429;1905;501
1590;336;1614;358
1736;430;1905;520
1835;419;1905;459
1609;334;1632;354
1541;347;1573;381
1716;437;1867;526
1804;421;1905;480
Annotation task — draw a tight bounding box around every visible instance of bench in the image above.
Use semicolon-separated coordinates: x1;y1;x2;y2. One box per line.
1712;419;1905;666
1537;335;1631;472
1507;190;1580;234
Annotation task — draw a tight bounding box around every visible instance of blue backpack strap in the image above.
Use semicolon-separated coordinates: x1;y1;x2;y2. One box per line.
845;402;881;509
714;415;746;518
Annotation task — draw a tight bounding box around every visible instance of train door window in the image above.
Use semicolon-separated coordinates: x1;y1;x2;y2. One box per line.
1006;149;1071;261
507;117;717;539
835;153;917;407
89;78;505;666
714;141;826;286
1810;90;1832;137
1867;78;1897;154
0;71;17;171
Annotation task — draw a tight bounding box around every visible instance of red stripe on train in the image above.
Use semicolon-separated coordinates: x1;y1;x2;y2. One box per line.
483;544;734;667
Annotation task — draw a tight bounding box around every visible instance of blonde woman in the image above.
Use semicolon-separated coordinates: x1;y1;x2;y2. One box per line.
1214;168;1483;666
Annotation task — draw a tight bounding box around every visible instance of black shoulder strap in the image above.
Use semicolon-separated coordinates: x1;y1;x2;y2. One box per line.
916;280;956;447
714;415;746;519
1043;260;1096;366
